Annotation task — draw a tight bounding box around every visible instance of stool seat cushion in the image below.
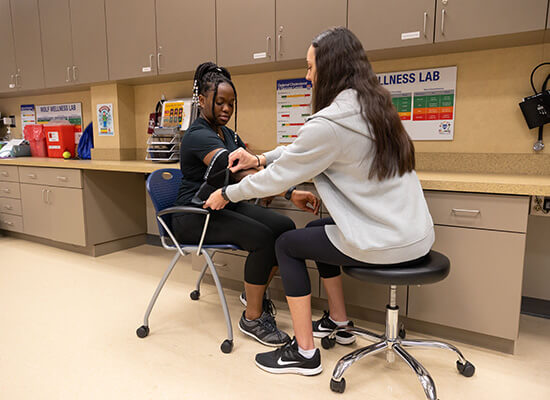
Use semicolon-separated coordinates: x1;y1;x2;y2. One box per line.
342;250;450;286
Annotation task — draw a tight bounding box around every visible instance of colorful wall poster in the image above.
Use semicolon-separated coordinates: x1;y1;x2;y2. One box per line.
377;66;457;140
161;99;192;130
96;103;114;136
276;78;312;143
20;104;36;131
36;103;83;142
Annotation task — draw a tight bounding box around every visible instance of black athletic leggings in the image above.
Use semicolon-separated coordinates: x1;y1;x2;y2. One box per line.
275;218;372;297
172;202;295;285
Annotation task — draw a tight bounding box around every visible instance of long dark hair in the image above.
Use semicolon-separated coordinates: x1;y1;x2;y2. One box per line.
190;62;238;132
312;27;415;180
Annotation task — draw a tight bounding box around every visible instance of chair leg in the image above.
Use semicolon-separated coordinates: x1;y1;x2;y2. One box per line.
142;252;181;327
202;249;234;352
400;339;468;365
329;325;384;343
194;261;209;292
393;343;438;400
331;340;388;382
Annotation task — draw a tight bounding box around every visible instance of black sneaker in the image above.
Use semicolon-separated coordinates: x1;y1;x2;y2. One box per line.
312;310;356;345
255;337;322;376
239;291;276;316
239;311;290;347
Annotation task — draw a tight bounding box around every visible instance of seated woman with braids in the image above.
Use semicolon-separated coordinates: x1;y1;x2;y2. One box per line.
172;62;320;347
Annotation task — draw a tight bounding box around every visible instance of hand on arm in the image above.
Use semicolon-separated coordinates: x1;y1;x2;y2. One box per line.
228;148;265;173
290;190;321;215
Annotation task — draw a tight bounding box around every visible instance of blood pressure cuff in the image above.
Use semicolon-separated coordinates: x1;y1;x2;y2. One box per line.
191;149;237;206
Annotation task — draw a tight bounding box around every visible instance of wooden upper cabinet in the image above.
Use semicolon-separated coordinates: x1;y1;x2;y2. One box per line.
39;0;73;88
10;0;45;90
155;0;216;75
0;0;17;92
105;0;158;80
276;0;347;61
435;0;548;42
217;0;275;67
349;0;435;51
69;0;109;84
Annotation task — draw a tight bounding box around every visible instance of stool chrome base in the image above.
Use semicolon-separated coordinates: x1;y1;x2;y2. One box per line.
327;286;475;399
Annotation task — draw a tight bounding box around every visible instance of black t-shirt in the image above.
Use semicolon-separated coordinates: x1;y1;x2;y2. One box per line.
175;117;246;206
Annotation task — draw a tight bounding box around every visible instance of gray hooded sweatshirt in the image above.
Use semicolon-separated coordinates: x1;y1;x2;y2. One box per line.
226;89;434;264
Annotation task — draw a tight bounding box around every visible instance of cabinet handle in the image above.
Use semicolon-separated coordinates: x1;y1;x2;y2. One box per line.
157;48;163;71
9;74;16;89
66;66;71;82
213;262;228;268
46;189;51;204
2;188;10;194
72;66;78;81
266;36;272;58
15;72;21;88
423;12;428;37
451;208;480;216
4;221;14;226
28;173;37;179
441;9;446;35
149;53;154;71
1;171;8;177
4;205;13;210
42;188;46;203
57;176;68;182
278;34;282;56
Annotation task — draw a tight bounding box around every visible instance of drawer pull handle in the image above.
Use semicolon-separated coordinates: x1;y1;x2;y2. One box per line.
213;263;228;268
28;173;37;179
4;205;13;210
4;221;13;226
2;188;10;194
57;176;68;182
1;171;8;177
451;208;480;216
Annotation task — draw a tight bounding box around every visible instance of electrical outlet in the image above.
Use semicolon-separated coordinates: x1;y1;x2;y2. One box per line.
530;196;550;216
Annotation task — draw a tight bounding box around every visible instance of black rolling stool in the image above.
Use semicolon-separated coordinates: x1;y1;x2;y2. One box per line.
323;250;475;400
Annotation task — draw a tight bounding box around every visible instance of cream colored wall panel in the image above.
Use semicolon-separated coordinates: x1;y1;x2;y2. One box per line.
424;191;530;232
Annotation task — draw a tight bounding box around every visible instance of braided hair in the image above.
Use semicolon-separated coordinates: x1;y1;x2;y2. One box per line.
190;62;238;144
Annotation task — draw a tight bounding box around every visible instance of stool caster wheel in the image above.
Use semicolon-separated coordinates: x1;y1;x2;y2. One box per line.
321;336;336;349
190;290;200;300
457;360;475;377
221;339;233;353
136;325;149;338
330;378;346;393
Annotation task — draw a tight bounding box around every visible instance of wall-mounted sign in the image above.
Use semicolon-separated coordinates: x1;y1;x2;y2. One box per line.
96;103;114;136
276;78;312;143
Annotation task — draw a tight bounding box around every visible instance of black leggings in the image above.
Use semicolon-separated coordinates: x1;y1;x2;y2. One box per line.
275;218;372;297
172;202;295;285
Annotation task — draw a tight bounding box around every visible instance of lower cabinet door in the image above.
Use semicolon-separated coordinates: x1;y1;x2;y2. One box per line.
49;186;86;246
21;183;52;239
408;225;526;340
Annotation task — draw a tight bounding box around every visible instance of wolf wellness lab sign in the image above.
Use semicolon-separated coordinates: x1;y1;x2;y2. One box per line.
377;66;457;141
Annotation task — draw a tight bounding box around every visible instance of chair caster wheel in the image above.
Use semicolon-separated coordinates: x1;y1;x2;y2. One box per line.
190;290;200;300
321;336;336;349
457;360;475;377
330;378;346;393
136;325;149;338
398;328;406;339
221;339;233;353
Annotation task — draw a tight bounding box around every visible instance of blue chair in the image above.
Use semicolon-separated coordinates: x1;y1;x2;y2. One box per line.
136;168;241;353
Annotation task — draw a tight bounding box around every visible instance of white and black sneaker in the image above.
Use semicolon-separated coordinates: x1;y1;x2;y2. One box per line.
312;310;356;345
239;311;290;347
255;337;322;376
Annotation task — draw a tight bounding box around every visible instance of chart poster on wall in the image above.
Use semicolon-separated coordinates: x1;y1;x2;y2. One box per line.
36;103;83;142
276;78;312;143
376;66;457;141
20;104;36;131
97;103;114;136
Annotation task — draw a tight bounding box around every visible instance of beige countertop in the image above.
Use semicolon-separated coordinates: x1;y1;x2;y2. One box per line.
2;157;550;196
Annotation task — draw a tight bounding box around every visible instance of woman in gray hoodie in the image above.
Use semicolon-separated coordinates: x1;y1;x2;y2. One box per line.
204;27;434;376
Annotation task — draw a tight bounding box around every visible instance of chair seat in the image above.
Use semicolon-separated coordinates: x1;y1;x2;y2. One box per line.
342;250;450;286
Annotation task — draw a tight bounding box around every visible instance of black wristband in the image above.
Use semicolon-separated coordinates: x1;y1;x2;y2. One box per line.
254;154;261;167
221;186;230;201
284;186;296;200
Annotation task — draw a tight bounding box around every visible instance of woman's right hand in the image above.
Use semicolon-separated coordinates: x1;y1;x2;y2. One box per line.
229;148;259;173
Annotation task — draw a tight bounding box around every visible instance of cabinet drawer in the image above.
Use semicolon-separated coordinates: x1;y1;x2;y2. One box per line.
0;181;20;199
0;213;23;233
192;250;247;282
424;191;529;233
0;197;22;215
0;165;19;182
19;167;82;188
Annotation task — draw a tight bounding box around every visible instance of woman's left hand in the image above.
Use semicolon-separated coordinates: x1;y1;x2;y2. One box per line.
203;189;229;210
290;190;321;215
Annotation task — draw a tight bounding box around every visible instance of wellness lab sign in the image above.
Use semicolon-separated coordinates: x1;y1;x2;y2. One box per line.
377;66;457;141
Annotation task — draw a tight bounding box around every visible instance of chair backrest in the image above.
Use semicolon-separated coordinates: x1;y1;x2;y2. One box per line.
146;168;182;238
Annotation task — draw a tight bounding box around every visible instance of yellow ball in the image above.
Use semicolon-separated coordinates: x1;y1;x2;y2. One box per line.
63;151;71;159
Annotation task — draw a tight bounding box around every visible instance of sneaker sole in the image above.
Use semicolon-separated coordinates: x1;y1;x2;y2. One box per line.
238;323;288;347
313;330;356;345
255;360;323;376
